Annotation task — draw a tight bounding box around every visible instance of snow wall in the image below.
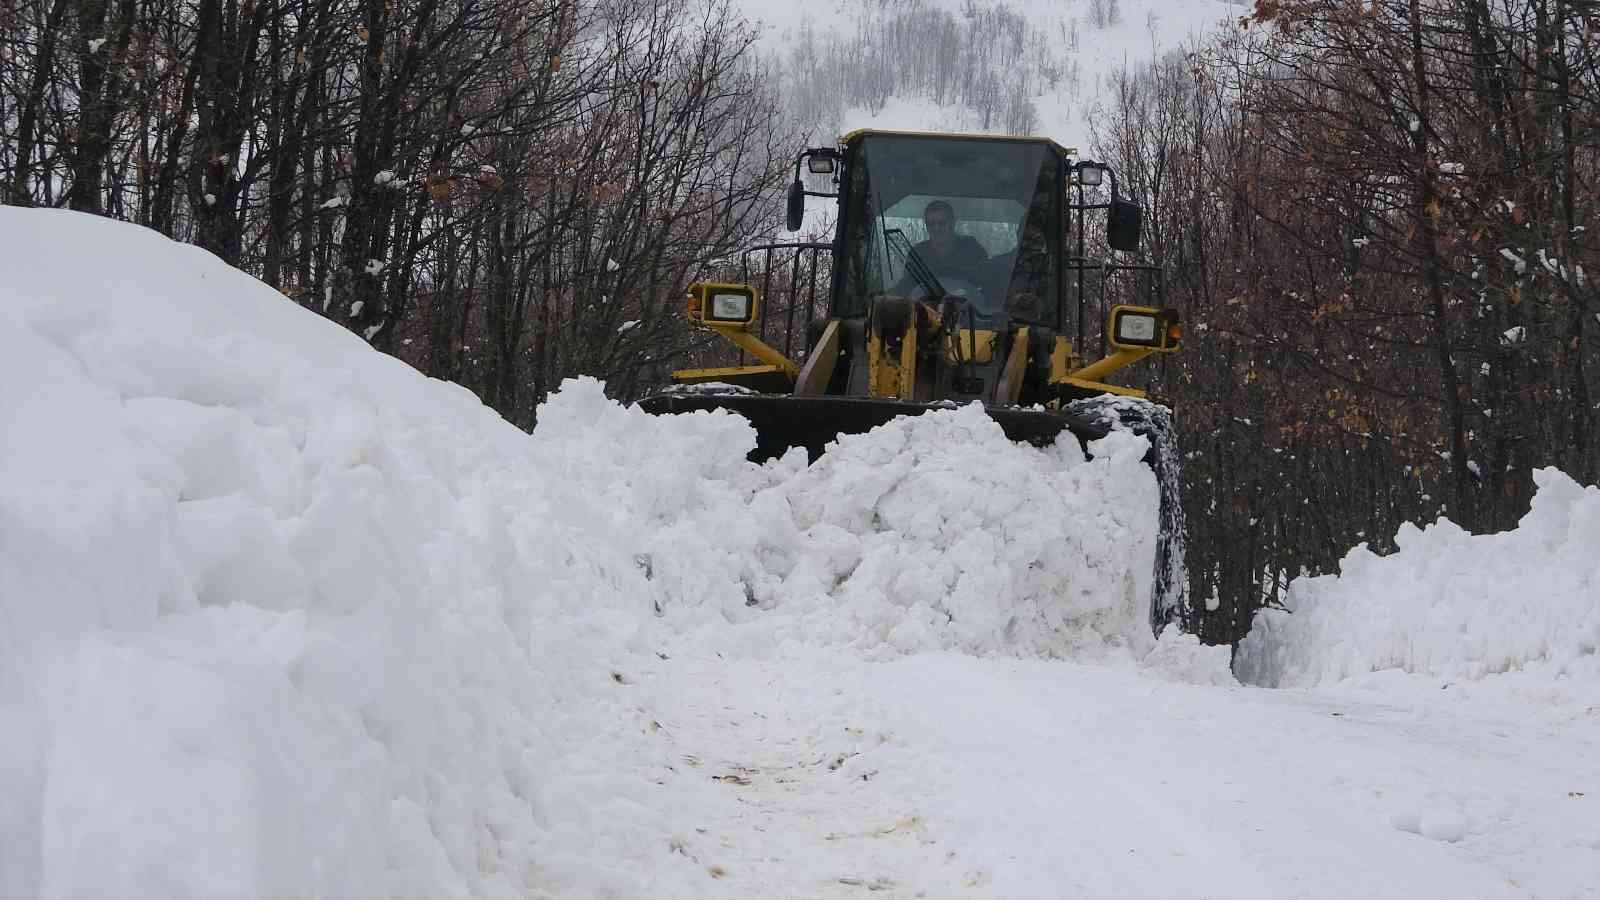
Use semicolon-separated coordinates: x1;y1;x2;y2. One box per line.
0;209;1211;900
1235;468;1600;688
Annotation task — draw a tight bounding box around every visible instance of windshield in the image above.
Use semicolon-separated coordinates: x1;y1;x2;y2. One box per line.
836;135;1061;327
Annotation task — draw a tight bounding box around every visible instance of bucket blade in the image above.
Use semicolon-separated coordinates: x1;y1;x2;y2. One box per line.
637;393;1110;462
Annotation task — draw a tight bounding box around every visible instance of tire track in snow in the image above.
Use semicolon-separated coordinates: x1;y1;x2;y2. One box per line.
625;650;1593;898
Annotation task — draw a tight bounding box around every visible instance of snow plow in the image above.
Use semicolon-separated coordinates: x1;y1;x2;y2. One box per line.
639;130;1186;631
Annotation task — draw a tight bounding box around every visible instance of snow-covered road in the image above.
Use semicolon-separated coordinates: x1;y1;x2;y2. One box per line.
627;651;1597;899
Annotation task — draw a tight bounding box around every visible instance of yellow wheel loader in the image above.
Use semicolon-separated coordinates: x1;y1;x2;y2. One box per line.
639;131;1187;631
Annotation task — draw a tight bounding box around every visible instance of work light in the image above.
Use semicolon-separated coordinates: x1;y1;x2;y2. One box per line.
1108;304;1182;352
1117;311;1158;343
710;291;752;322
687;282;760;328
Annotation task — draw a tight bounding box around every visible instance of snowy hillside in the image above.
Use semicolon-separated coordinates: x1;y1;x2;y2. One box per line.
3;209;1597;899
740;0;1238;152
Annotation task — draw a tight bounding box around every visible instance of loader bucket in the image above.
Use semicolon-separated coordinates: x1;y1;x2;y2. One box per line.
635;393;1111;463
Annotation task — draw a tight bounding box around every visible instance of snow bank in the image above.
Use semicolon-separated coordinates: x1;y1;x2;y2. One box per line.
0;210;680;900
2;210;1195;899
1235;468;1600;688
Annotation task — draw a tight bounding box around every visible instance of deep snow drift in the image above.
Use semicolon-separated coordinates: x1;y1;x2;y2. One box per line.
0;209;1204;899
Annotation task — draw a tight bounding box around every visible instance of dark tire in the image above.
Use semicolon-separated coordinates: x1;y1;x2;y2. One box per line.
1063;396;1188;637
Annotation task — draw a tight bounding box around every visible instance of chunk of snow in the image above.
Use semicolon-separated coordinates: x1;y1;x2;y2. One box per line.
364;259;384;275
1419;807;1469;843
1537;248;1563;278
203;193;217;206
1501;325;1525;346
373;170;396;185
606;258;621;272
1438;161;1464;175
87;38;107;53
319;197;344;210
348;301;364;317
616;319;638;333
1499;248;1526;274
656;381;756;395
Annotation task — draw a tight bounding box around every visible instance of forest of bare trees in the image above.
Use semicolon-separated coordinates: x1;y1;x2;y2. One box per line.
0;0;789;426
1092;0;1599;640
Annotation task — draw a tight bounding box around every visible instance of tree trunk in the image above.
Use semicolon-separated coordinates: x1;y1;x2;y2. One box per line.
8;0;71;205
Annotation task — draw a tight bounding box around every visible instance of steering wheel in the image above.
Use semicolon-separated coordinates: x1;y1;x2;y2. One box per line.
902;274;1000;318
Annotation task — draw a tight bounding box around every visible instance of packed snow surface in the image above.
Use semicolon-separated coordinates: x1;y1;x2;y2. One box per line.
3;209;1598;900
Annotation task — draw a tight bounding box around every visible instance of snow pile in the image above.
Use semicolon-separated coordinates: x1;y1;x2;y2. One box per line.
0;210;684;899
1;209;1197;900
626;398;1168;660
1235;468;1600;688
518;375;1174;662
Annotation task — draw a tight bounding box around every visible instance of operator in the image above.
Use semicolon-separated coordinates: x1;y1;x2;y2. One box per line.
890;200;991;306
912;200;987;277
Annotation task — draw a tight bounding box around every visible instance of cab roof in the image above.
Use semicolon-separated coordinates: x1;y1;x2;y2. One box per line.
839;129;1077;160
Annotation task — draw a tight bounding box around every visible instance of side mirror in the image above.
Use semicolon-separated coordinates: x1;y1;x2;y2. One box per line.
1107;197;1142;252
786;179;805;232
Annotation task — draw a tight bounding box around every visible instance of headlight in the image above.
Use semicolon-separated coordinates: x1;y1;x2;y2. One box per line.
1116;312;1157;343
1108;305;1182;351
685;282;760;328
710;292;751;321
